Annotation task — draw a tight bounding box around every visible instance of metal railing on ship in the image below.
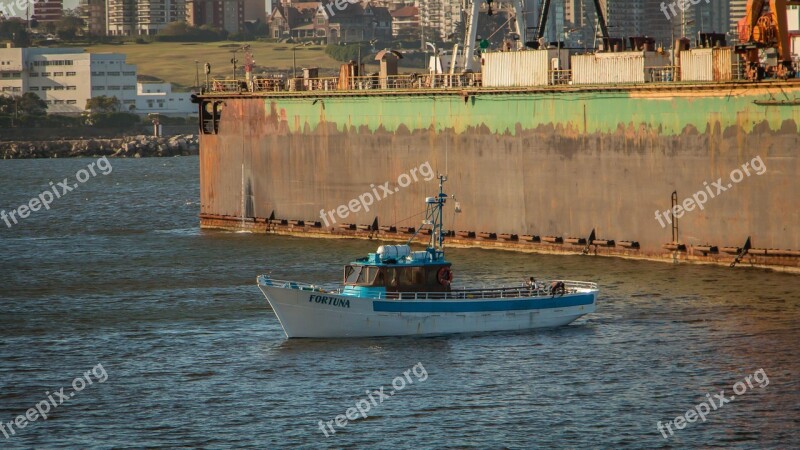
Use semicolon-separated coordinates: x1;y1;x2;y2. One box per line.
205;58;764;96
205;73;483;94
646;66;680;82
379;281;597;301
258;277;597;301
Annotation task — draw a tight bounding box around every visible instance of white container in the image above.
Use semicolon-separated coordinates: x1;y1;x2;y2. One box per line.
680;47;733;81
377;245;411;260
482;50;551;87
571;51;671;84
409;251;430;262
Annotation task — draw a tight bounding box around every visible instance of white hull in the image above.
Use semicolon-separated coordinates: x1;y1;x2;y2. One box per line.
257;282;597;338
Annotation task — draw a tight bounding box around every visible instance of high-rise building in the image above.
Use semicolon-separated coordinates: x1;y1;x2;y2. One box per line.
138;0;187;35
419;0;462;40
106;0;137;35
729;0;747;36
33;0;64;24
78;0;107;35
186;0;246;34
106;0;186;36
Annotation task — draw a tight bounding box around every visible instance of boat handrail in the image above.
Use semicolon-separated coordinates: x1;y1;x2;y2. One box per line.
378;280;597;300
257;276;343;294
258;276;596;300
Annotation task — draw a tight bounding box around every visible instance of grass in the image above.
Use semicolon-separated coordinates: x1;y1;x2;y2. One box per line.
84;41;346;91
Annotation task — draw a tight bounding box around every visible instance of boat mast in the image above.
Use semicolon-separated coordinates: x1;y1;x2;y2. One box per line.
430;175;448;253
405;175;449;257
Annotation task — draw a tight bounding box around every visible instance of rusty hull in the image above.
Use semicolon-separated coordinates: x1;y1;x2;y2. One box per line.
197;82;800;272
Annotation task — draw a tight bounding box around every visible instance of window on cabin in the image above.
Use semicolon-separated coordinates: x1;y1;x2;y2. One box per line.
386;268;398;287
413;267;424;285
427;268;438;285
402;268;413;285
345;265;361;284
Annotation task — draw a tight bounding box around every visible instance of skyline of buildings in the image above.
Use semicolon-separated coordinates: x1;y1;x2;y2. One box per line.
0;0;797;48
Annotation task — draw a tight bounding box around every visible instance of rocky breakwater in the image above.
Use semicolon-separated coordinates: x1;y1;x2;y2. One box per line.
1;135;199;159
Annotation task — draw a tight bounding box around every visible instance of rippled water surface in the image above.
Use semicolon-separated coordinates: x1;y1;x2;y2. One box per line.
1;157;799;449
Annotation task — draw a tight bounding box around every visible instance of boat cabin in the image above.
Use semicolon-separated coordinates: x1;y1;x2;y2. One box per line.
342;245;452;296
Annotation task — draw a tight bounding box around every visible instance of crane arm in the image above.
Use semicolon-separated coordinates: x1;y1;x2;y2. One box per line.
592;0;609;40
536;0;551;40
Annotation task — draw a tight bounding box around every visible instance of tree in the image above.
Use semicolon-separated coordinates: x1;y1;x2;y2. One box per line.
56;16;85;40
0;18;31;47
85;95;121;113
17;93;47;116
156;21;227;42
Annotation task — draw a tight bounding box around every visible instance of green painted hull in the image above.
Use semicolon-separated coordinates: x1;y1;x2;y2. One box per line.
198;82;800;269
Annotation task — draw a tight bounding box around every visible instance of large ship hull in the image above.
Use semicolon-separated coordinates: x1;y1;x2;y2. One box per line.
197;81;800;271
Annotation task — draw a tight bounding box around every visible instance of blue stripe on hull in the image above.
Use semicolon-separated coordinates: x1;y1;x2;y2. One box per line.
372;294;595;313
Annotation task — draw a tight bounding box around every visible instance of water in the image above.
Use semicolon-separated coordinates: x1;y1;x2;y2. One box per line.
1;157;798;449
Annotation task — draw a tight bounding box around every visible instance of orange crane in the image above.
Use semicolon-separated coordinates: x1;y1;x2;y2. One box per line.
736;0;800;79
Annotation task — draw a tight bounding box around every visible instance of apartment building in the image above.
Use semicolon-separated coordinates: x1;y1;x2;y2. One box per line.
106;0;187;36
186;0;246;34
79;0;108;35
32;0;64;24
0;48;137;114
419;0;462;40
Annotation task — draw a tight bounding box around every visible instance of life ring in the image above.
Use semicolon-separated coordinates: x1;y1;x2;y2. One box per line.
437;267;453;286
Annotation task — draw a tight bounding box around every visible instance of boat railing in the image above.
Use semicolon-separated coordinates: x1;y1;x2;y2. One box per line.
259;276;597;301
378;280;597;300
258;276;343;294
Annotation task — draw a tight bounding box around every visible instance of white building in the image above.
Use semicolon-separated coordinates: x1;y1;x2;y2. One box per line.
0;47;137;114
136;81;195;116
0;46;194;116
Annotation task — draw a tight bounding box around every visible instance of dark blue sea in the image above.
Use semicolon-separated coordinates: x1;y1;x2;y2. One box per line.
1;156;798;448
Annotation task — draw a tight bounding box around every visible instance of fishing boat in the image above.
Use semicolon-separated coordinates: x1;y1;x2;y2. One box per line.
257;176;599;338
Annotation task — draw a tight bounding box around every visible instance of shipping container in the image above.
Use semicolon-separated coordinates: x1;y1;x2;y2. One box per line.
571;51;671;85
680;48;733;81
481;50;552;87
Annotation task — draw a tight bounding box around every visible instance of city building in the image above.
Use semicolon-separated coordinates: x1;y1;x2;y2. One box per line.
729;0;747;36
78;0;107;36
313;1;392;43
32;0;64;24
0;47;192;117
243;0;269;22
268;1;390;42
136;81;195;115
419;0;462;40
106;0;186;36
186;0;246;34
267;3;317;38
106;0;137;35
390;5;419;38
137;0;187;35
